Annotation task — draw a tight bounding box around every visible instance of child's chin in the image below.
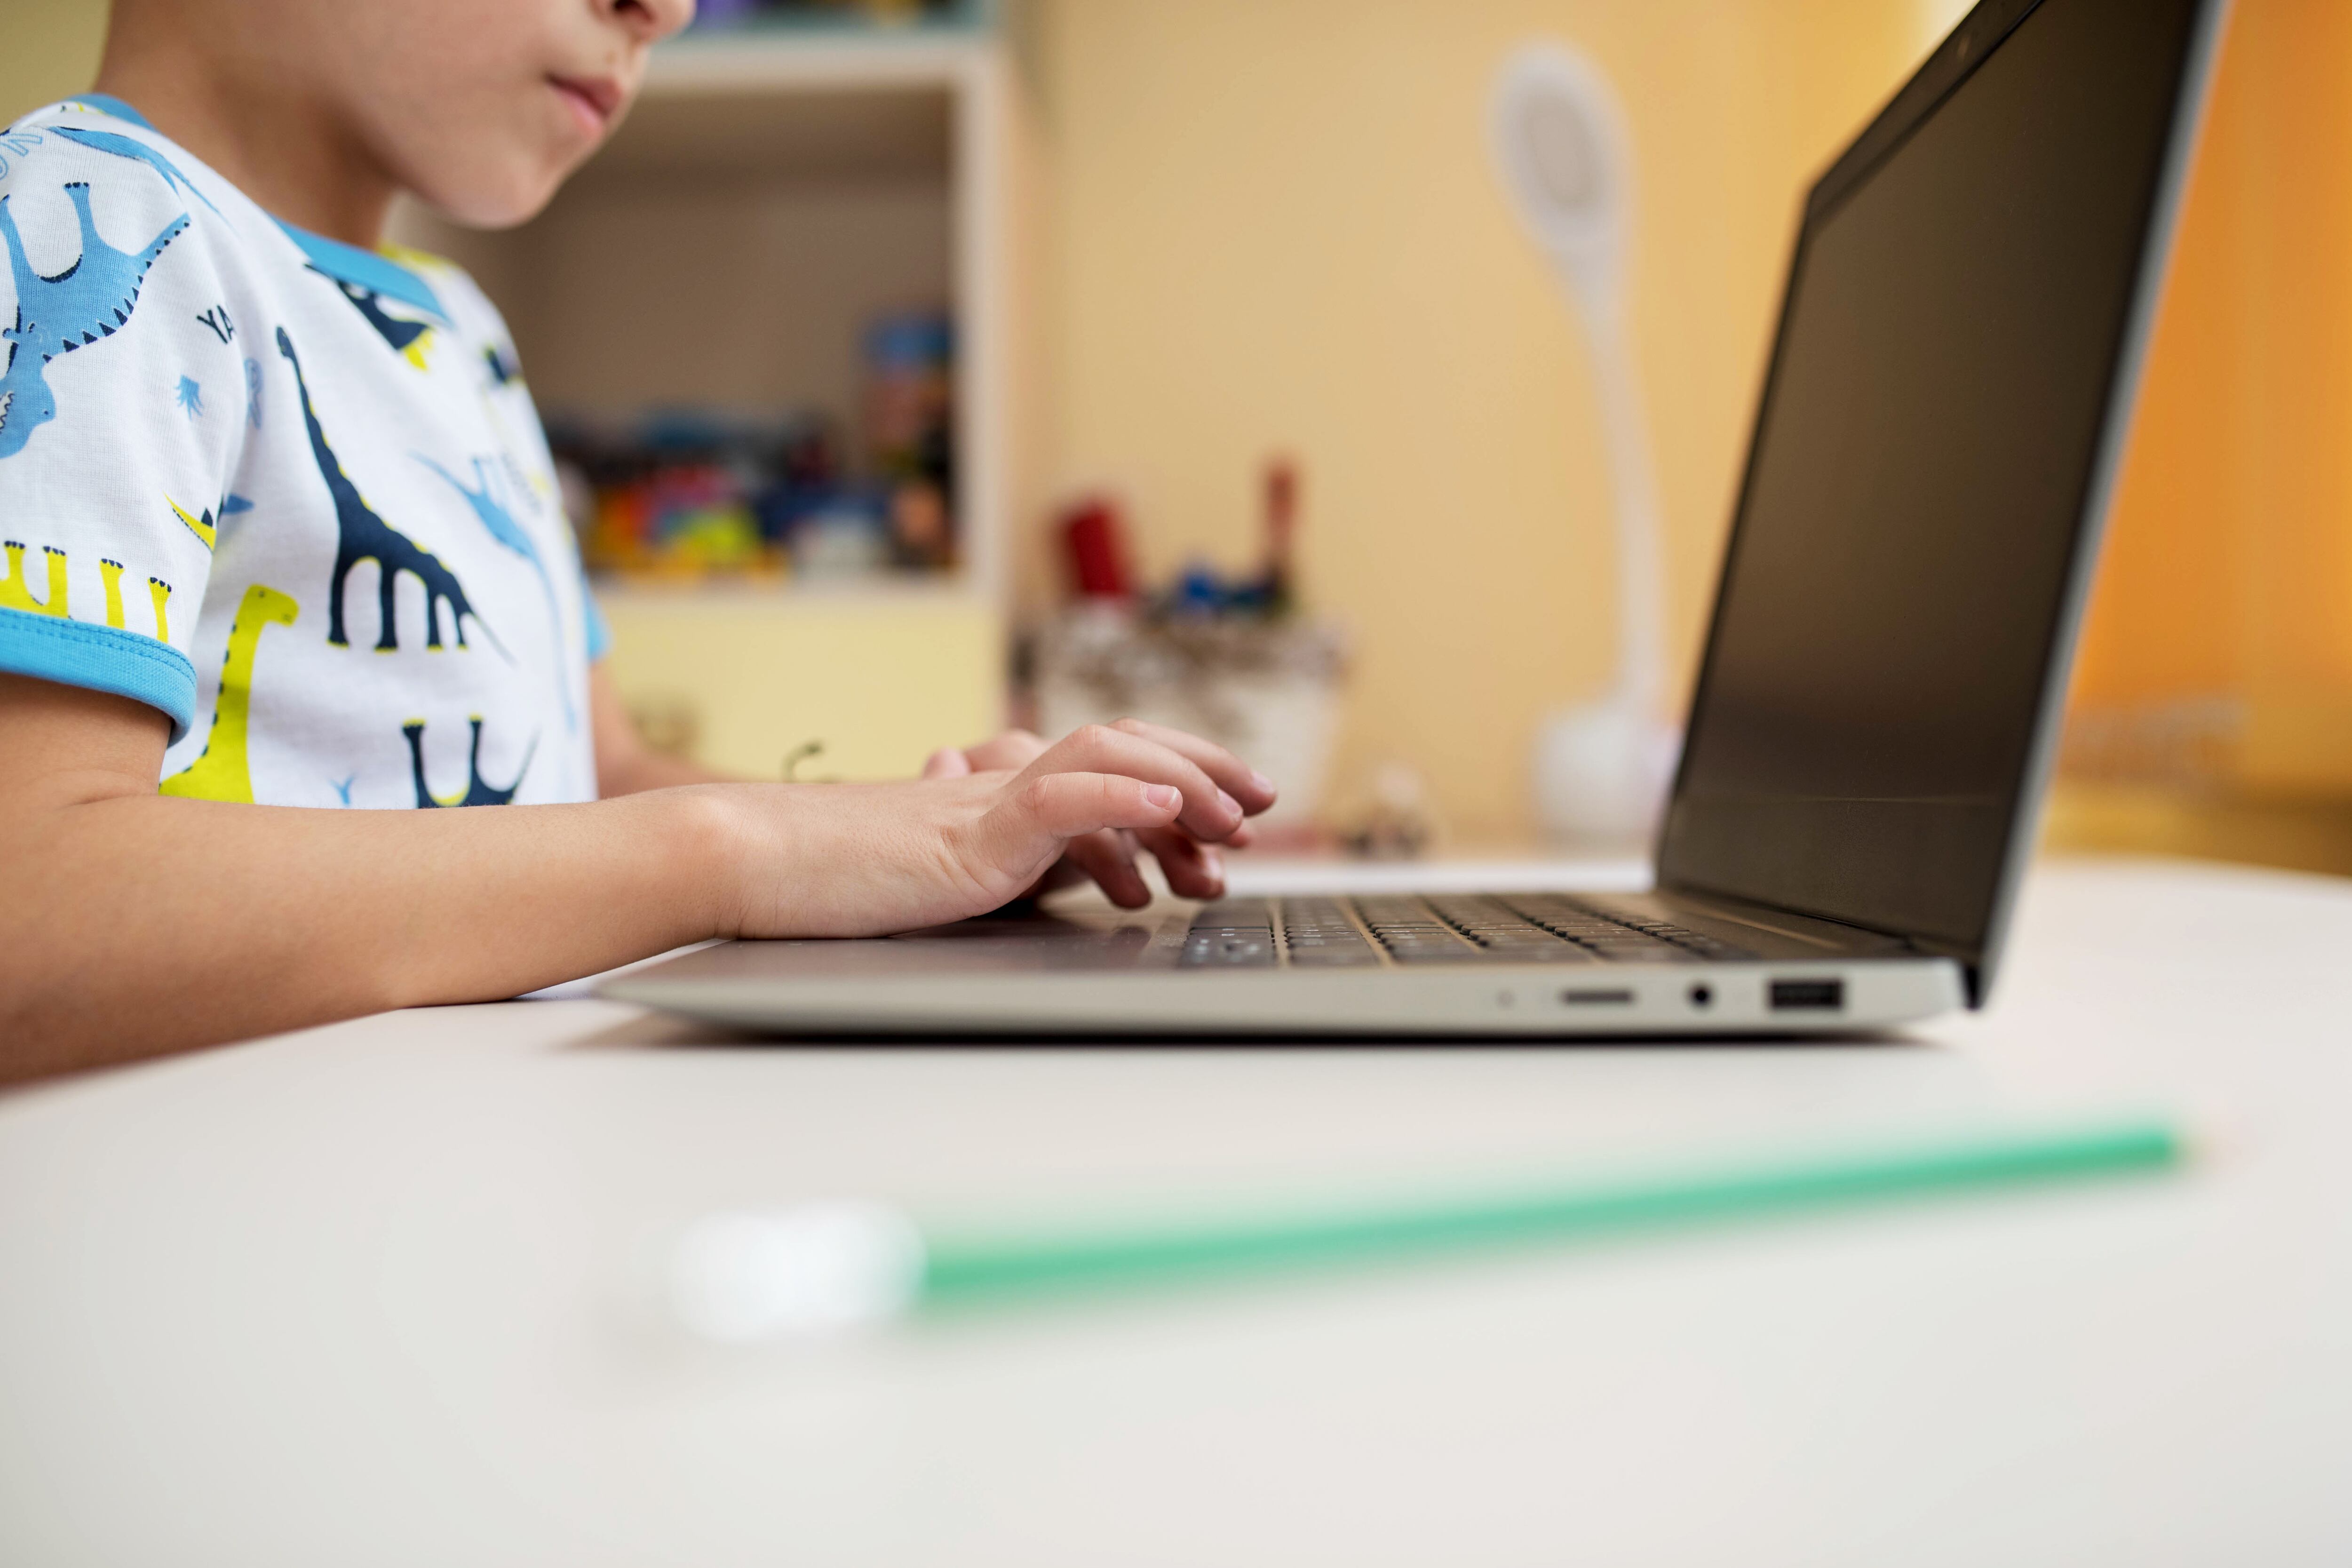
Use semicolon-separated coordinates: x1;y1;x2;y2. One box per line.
422;167;568;231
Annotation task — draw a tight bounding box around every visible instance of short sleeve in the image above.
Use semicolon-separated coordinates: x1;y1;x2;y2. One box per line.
0;125;242;740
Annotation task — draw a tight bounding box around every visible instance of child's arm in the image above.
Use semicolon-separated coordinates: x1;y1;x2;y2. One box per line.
0;673;1271;1084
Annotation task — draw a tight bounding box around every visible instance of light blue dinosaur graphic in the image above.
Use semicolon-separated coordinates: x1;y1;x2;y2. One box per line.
0;181;189;460
0;127;44;182
175;374;202;418
414;453;577;731
51;126;223;217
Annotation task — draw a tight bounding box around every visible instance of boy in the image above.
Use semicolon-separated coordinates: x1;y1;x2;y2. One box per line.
0;0;1274;1081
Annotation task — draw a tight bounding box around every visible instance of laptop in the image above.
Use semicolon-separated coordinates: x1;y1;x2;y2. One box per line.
606;0;2227;1039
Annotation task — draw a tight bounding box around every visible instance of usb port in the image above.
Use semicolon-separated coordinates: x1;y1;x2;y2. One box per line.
1769;978;1844;1011
1562;987;1635;1005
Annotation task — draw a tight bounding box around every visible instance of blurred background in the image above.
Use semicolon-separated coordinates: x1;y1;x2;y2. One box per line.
5;0;2348;872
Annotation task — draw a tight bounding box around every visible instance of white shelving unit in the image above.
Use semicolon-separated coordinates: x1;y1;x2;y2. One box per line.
391;26;1041;778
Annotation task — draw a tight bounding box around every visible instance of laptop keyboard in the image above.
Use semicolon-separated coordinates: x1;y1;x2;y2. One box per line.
1178;895;1758;969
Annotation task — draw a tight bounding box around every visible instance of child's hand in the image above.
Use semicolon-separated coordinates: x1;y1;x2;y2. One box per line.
713;720;1277;939
923;722;1271;905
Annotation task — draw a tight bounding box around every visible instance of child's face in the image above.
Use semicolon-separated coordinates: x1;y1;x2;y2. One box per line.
296;0;697;227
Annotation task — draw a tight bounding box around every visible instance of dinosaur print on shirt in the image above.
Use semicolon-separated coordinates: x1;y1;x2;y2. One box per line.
0;96;602;803
278;326;493;654
315;271;436;369
0;181;188;460
160;583;297;803
0;538;67;615
416;453;576;731
403;716;534;806
50;125;223;217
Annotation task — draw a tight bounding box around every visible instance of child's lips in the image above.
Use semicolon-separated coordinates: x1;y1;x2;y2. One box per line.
549;75;623;139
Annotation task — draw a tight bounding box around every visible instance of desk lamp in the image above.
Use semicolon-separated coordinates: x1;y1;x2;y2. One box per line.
1490;42;1677;845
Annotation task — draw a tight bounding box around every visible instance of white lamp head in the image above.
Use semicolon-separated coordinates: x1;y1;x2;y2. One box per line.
1489;41;1634;305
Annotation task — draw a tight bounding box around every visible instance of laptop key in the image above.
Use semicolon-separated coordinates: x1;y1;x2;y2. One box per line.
1180;933;1276;967
1385;945;1495;963
1286;946;1383;967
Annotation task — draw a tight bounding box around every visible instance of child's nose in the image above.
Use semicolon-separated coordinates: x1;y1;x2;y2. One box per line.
604;0;697;47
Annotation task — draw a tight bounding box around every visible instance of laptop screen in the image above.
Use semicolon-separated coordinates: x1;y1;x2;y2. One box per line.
1655;0;2217;986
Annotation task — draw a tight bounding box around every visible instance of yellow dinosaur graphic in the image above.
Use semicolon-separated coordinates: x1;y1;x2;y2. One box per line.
0;539;68;617
148;576;172;642
160;583;298;803
168;495;217;550
99;557;125;627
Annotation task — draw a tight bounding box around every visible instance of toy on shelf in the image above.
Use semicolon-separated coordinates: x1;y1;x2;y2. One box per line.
687;0;990;34
1032;459;1346;838
864;312;956;573
551;311;958;587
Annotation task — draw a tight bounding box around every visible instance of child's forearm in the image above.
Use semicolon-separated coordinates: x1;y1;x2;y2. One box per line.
2;678;1271;1084
0;785;732;1084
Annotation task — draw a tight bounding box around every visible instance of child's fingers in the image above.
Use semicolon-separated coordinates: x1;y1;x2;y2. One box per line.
1099;717;1277;815
960;729;1049;773
922;747;975;780
992;771;1185;848
1136;824;1226;900
1018;726;1242;841
1059;828;1152;908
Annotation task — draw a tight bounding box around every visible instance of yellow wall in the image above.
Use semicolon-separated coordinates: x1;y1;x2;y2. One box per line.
600;593;1003;780
1026;0;1941;840
0;0;106;117
2070;0;2352;791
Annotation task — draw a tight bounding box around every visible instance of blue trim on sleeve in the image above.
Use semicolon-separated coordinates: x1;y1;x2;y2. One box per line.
272;219;447;322
0;608;198;742
582;576;612;661
63;94;157;130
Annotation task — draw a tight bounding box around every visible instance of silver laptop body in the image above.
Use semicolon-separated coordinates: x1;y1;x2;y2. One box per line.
608;0;2226;1039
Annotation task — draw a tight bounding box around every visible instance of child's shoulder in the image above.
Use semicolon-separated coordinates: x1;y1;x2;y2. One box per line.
0;96;252;294
1;95;510;367
3;96;230;215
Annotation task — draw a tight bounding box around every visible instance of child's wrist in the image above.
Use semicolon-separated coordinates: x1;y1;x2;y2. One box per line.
632;786;752;942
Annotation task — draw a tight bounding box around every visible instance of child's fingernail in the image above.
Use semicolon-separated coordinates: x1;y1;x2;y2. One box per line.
1217;788;1241;820
1144;785;1181;810
1201;847;1224;877
1249;771;1275;796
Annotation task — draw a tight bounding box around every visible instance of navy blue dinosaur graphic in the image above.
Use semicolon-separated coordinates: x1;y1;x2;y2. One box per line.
402;717;535;807
278;326;498;653
51;126;223;217
415;453;576;730
314;271;431;359
0;181;188;460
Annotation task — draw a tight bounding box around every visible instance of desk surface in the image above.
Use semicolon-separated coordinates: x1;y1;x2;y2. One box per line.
3;858;2348;1566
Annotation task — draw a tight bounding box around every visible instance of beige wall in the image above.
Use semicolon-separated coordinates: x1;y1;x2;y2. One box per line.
0;0;105;118
1026;0;1944;841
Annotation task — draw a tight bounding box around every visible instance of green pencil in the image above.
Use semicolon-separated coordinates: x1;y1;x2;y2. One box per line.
669;1117;2184;1341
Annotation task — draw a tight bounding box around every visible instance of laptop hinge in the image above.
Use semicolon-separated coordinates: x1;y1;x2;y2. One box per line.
1661;883;1985;1002
1656;883;1921;954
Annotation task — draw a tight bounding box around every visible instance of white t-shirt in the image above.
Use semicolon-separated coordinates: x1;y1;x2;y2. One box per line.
0;94;604;807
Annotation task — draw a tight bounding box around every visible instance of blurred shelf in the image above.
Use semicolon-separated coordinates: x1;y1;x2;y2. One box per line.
392;23;1041;768
591;574;985;611
649;27;1002;96
580;82;950;183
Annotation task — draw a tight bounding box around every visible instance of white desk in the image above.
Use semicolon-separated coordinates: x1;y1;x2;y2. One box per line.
3;858;2347;1565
